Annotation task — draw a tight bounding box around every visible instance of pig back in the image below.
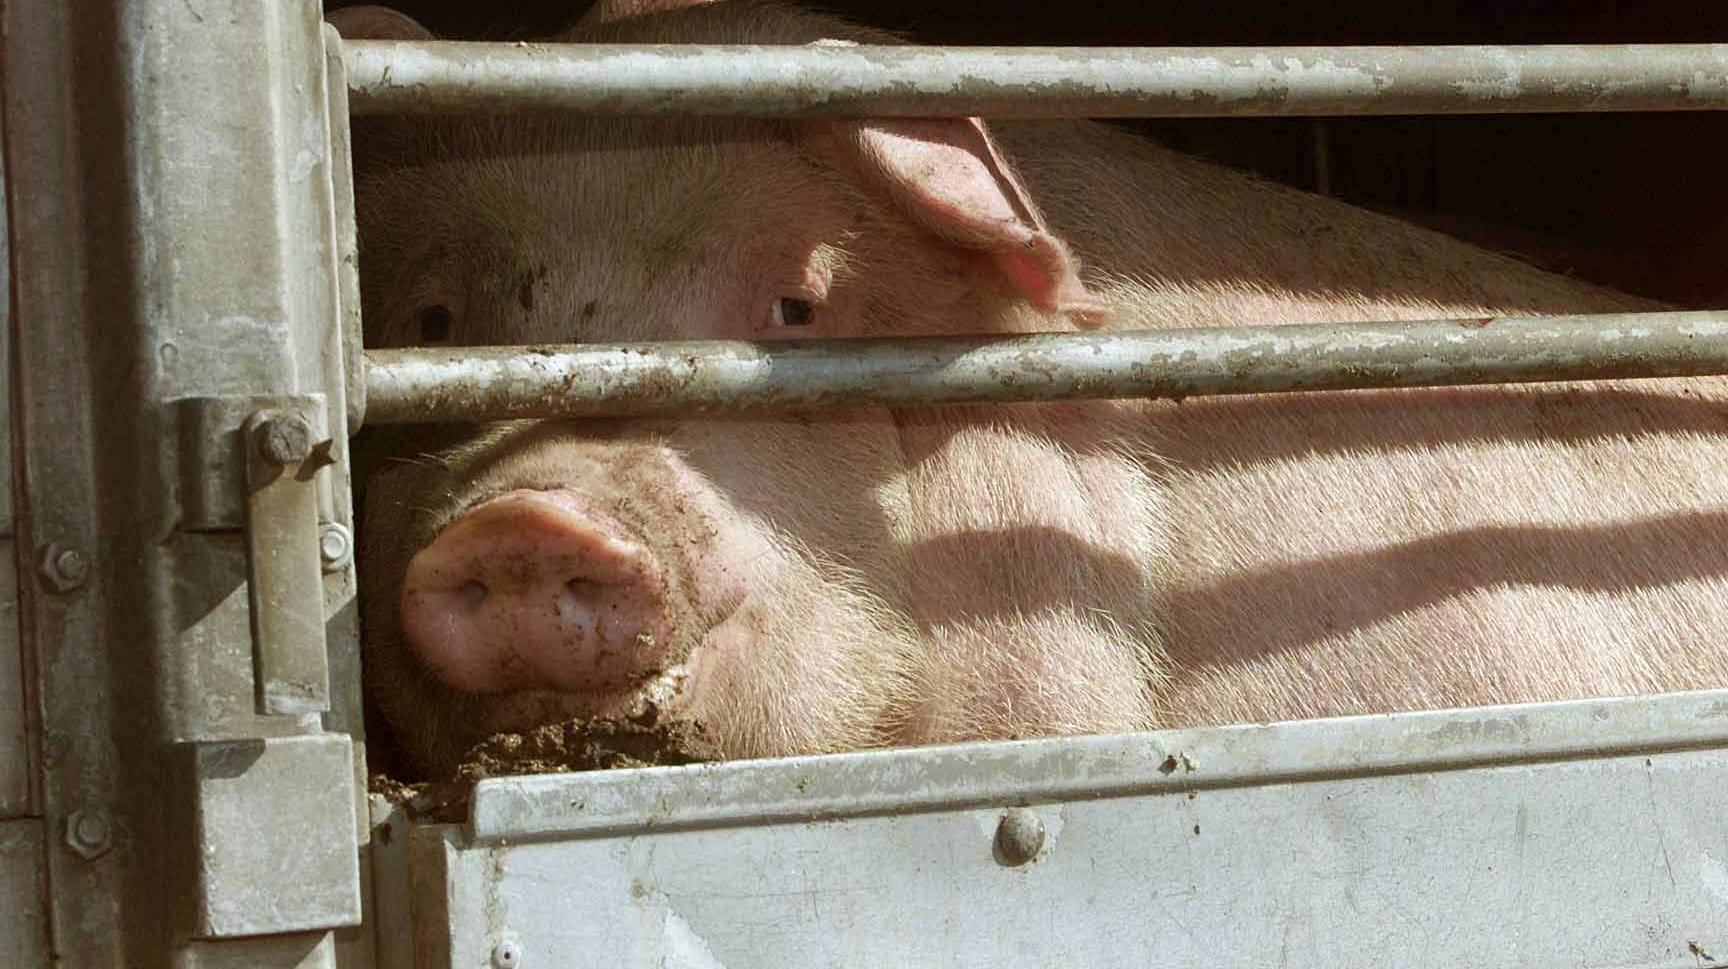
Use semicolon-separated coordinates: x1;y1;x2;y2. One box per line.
992;117;1728;723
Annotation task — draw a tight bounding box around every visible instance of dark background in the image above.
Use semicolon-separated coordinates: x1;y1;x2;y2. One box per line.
326;0;1728;306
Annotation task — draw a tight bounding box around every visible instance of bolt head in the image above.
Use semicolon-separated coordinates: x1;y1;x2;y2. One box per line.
37;542;89;592
993;807;1046;867
66;809;112;860
255;413;314;466
319;522;353;572
491;941;523;969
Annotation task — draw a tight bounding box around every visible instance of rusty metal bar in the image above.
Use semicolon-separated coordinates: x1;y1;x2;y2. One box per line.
361;310;1728;424
342;41;1728;118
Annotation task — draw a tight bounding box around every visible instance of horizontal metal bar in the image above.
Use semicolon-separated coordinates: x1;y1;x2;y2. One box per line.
362;310;1728;424
466;689;1728;844
343;41;1728;118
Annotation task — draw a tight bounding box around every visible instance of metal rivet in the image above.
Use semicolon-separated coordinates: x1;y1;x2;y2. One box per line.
37;542;90;592
254;412;314;466
319;522;353;572
66;809;112;860
491;941;523;969
993;807;1045;867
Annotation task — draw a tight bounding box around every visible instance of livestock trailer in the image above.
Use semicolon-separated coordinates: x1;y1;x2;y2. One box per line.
2;2;1726;965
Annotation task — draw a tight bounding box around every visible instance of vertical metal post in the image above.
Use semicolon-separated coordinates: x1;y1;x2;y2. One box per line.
3;1;127;961
0;63;45;967
0;43;28;825
2;0;364;963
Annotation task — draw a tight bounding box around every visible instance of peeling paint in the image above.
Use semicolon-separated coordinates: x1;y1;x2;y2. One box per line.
1453;48;1525;102
661;907;729;968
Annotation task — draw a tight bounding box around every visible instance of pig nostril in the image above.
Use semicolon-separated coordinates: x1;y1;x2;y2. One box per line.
459;580;488;609
565;578;602;600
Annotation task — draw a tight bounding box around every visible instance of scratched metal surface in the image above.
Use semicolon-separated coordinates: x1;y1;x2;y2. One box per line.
363;311;1728;424
403;692;1728;968
343;41;1728;119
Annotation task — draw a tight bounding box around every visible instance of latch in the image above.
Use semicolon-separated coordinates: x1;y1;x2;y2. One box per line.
170;395;362;940
177;394;335;716
242;405;333;716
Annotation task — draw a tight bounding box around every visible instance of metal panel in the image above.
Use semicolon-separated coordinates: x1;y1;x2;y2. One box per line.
468;691;1728;843
4;0;364;960
0;547;27;818
366;797;415;969
0;89;24;824
2;0;129;958
0;89;15;540
164;533;322;744
319;26;377;969
364;310;1728;423
416;694;1728;968
343;41;1728;119
407;826;458;969
117;0;367;955
183;734;361;939
0;819;47;968
324;25;367;440
434;752;1728;968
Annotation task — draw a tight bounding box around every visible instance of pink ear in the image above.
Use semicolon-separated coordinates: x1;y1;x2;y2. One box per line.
820;118;1110;327
326;5;435;40
577;0;716;25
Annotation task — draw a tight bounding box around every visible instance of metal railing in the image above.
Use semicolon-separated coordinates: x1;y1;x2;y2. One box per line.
342;38;1728;425
342;31;1728;969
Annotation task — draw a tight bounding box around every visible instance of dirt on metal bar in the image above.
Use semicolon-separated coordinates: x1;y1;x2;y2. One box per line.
361;310;1728;425
342;41;1728;119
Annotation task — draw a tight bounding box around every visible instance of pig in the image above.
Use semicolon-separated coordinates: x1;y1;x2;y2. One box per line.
334;0;1728;778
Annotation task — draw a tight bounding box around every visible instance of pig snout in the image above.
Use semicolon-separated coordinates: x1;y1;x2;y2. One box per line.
399;489;676;695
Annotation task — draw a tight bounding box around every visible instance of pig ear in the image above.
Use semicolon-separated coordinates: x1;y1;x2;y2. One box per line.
816;118;1111;327
326;5;435;40
577;0;715;26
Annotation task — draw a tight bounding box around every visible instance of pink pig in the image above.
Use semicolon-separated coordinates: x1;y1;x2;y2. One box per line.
335;0;1728;776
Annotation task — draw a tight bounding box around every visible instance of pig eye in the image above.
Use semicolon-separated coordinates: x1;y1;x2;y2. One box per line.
771;297;816;327
415;304;455;344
